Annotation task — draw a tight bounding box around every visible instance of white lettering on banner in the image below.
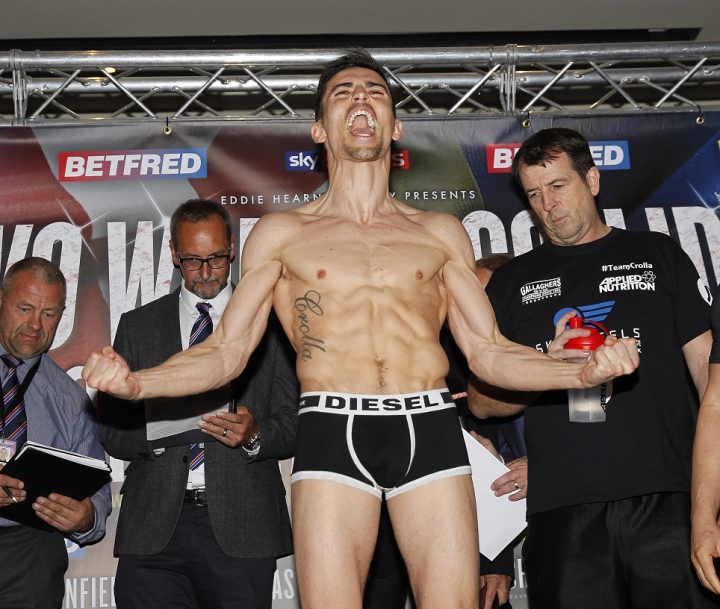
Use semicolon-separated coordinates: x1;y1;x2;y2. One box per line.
511;210;545;257
0;223;80;350
59;151;205;181
462;210;510;257
221;195;265;205
33;223;82;349
645;208;671;236
672;206;720;289
602;208;627;230
486;143;522;173
458;207;719;290
494;147;515;169
590;144;625;167
237;218;260;282
272;193;322;204
272;568;296;600
107;222;175;343
403;190;476;201
64;576;115;608
0;224;33;271
513;558;526;589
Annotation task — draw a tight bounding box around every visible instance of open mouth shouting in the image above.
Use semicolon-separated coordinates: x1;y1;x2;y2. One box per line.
346;108;376;137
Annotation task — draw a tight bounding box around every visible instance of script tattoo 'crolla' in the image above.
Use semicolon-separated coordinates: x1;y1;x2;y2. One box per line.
294;290;326;361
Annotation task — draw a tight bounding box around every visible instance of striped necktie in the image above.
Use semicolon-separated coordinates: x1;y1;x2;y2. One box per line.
2;354;27;450
188;303;212;470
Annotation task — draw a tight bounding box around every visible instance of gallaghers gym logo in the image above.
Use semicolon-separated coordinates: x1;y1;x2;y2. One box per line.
520;277;562;305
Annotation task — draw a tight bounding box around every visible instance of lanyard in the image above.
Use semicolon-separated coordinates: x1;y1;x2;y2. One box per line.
1;357;42;434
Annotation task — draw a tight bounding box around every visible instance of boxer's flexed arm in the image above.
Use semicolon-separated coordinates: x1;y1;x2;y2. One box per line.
437;216;638;392
83;215;286;400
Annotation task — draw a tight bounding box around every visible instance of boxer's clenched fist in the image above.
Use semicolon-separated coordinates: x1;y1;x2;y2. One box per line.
82;346;141;400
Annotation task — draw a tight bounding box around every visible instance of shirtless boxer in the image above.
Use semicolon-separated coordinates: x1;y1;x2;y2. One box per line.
83;49;639;609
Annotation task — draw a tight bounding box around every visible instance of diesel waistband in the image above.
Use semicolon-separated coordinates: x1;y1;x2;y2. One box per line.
299;389;455;416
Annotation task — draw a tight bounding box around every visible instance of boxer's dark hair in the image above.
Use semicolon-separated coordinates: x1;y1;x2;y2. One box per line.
315;48;395;120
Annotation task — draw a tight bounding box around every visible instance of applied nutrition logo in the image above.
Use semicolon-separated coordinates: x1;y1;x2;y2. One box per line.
58;148;207;181
599;271;656;293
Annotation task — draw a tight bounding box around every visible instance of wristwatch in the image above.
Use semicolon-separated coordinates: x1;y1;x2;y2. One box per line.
241;430;261;456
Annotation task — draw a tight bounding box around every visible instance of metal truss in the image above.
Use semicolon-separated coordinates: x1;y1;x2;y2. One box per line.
1;41;720;125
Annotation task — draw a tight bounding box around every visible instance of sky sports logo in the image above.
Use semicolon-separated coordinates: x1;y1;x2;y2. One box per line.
486;141;631;173
285;150;410;171
58;149;207;182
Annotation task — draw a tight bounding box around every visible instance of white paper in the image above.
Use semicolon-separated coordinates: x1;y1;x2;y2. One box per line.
145;387;230;442
18;441;111;471
462;428;527;560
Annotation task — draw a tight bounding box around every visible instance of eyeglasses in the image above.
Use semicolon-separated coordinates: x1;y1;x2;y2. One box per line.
177;252;231;271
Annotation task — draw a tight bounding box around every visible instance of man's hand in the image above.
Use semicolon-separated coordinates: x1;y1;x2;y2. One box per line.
548;310;639;387
691;519;720;595
469;430;500;460
33;494;95;534
199;408;259;448
580;334;639;387
82;346;139;400
491;457;528;501
0;469;26;506
479;573;511;609
548;310;593;361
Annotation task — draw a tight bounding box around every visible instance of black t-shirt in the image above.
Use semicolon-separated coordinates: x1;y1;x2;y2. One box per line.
486;228;711;516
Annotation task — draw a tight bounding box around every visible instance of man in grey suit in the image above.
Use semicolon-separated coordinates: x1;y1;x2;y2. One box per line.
100;199;298;609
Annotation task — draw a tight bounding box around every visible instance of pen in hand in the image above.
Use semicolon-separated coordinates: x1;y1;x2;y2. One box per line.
2;486;18;504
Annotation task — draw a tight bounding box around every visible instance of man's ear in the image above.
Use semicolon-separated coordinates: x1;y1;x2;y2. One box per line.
392;118;403;142
229;234;236;262
586;166;601;196
311;121;327;144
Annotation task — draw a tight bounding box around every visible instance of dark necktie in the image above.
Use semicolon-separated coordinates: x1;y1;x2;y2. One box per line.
189;303;212;470
1;354;27;450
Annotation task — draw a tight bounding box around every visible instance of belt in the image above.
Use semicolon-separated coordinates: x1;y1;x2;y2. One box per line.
184;488;208;507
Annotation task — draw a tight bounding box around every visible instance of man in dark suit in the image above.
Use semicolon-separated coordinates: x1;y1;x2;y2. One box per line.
99;199;298;609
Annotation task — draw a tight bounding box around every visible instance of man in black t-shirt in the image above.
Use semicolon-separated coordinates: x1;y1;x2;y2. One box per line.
469;128;715;608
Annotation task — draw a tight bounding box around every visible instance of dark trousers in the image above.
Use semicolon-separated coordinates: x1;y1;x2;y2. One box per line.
115;503;276;609
524;492;720;609
0;525;67;609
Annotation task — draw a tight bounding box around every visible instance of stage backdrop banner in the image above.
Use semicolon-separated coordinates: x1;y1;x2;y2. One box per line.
1;111;719;609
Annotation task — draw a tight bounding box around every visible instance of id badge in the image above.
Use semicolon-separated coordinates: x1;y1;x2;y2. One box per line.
0;439;16;464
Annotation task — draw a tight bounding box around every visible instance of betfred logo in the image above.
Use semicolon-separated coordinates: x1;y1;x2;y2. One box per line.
487;143;522;173
588;141;630;169
58;149;207;182
486;140;631;173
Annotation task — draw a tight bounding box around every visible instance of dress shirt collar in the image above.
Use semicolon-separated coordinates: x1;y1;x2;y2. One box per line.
0;343;42;376
179;281;232;320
